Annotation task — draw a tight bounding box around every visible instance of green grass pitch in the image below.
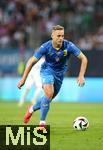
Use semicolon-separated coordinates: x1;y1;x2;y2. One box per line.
0;101;103;150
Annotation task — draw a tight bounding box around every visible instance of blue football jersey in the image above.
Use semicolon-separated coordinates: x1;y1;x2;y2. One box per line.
34;39;81;74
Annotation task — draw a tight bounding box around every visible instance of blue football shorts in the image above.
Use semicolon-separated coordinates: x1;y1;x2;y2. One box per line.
40;68;63;98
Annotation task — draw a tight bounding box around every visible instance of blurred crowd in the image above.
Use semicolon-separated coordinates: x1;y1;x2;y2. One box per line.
0;0;103;51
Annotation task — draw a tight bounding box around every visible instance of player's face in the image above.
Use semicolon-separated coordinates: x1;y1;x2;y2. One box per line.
52;29;64;47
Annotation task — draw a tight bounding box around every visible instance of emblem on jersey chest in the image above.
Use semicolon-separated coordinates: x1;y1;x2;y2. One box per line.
55;57;60;62
63;49;67;56
48;48;67;62
56;51;61;55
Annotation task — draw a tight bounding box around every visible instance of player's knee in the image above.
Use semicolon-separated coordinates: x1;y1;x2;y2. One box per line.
43;84;54;99
45;91;54;99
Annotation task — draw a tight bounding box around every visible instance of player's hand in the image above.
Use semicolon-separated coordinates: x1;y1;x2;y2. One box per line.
77;76;85;87
17;79;25;89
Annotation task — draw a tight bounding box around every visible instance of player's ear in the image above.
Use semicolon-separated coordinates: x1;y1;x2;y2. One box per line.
51;33;53;39
51;30;54;39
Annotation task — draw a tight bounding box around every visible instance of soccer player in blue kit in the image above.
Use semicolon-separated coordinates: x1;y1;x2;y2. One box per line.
18;25;88;128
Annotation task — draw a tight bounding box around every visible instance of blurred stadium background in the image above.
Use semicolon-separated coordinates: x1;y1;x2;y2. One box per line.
0;0;103;102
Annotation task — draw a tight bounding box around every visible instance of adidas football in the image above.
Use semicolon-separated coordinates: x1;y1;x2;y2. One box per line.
73;116;89;131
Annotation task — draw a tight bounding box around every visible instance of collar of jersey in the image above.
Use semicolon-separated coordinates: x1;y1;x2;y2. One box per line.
52;41;62;51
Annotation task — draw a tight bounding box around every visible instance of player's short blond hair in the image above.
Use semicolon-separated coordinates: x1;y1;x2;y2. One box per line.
52;25;64;31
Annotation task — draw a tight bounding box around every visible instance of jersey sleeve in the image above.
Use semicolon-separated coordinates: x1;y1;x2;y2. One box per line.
67;41;81;56
34;44;47;59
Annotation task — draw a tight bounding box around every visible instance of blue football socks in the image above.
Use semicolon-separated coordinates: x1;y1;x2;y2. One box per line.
32;96;50;121
33;97;41;111
40;96;50;121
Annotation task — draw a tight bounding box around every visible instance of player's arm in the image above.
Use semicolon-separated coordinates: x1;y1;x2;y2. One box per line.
77;52;88;86
17;56;38;89
68;42;88;86
17;42;46;89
